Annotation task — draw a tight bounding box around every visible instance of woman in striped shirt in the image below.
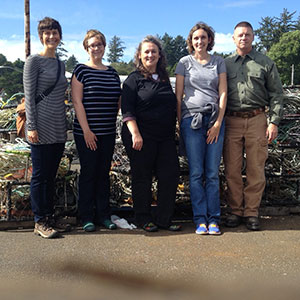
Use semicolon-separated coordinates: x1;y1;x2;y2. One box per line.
23;17;68;239
71;30;121;232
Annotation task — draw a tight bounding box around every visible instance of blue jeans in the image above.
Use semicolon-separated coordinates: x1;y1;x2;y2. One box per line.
30;143;65;222
180;115;225;225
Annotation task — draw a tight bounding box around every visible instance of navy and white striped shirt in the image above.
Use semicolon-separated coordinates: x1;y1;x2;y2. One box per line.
72;64;121;136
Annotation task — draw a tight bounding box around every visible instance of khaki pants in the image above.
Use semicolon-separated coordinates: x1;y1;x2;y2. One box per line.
223;113;268;217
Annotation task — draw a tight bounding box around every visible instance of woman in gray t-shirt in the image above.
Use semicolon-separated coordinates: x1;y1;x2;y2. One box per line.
175;22;227;235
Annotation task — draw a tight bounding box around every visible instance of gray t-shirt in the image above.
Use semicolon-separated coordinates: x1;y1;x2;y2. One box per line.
175;54;226;119
23;54;68;144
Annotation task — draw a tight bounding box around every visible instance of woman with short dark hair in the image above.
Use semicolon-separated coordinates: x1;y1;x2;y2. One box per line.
23;17;68;238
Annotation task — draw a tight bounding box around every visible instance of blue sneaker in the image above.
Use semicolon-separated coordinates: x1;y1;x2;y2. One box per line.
195;224;208;235
208;223;221;235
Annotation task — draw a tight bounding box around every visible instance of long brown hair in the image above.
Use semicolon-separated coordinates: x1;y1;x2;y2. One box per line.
134;35;170;83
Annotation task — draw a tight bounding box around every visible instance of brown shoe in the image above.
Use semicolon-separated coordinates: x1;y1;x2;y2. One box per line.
34;219;59;239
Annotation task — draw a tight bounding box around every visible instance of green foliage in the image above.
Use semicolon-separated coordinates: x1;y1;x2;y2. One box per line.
110;60;135;75
107;36;125;63
255;8;297;52
56;41;68;62
0;54;7;66
268;30;300;85
160;33;188;76
0;57;24;98
65;54;78;73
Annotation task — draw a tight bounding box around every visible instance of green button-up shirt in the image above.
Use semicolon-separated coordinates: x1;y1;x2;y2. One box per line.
225;48;283;125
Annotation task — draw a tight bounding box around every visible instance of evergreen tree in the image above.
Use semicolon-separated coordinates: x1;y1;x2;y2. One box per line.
65;55;78;73
107;36;125;63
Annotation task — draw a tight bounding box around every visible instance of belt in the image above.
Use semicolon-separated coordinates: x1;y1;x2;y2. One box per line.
226;107;265;118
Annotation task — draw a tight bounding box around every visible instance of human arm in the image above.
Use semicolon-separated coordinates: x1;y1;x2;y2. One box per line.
207;72;227;144
125;119;143;151
23;55;40;143
266;123;278;143
71;75;98;150
121;73;143;150
175;74;184;123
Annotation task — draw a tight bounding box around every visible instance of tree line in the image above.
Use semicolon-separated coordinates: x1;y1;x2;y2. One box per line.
1;8;300;99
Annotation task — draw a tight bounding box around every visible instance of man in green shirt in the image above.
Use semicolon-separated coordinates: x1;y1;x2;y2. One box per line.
224;21;283;231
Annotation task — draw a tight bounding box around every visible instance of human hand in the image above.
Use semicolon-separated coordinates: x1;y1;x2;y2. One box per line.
132;133;143;151
27;130;39;143
206;123;220;144
84;130;98;150
266;123;278;143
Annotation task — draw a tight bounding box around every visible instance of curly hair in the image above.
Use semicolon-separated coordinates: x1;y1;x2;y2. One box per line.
186;22;215;53
134;35;169;83
38;17;62;42
83;29;106;51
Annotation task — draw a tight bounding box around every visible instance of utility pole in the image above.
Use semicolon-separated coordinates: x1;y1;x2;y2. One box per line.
291;64;294;86
24;0;30;58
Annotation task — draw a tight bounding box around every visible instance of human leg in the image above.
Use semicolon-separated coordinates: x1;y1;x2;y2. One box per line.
74;134;99;224
244;113;268;217
223;116;245;217
205;120;225;225
94;134;116;224
30;143;64;223
180;117;207;225
122;127;156;226
154;139;179;228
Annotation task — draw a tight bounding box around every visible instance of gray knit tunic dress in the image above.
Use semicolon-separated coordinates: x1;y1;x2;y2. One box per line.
23;54;68;144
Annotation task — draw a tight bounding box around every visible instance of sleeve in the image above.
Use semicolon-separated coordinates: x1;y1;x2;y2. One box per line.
72;64;84;83
23;55;39;130
175;59;185;76
121;73;138;122
266;62;284;125
217;57;226;74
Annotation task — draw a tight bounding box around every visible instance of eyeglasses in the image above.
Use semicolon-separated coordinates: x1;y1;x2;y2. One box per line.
88;43;104;50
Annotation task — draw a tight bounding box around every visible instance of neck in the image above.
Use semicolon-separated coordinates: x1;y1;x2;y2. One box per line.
88;57;104;68
40;47;56;58
237;47;252;57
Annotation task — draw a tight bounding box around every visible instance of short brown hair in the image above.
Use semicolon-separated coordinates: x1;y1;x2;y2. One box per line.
234;21;254;31
83;29;106;51
186;22;215;53
38;17;62;42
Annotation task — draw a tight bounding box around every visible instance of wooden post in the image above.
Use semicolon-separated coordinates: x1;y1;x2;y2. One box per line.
24;0;30;58
291;64;294;86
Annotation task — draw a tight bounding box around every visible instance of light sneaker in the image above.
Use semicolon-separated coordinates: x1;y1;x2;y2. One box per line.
208;223;221;235
34;219;59;239
195;223;208;235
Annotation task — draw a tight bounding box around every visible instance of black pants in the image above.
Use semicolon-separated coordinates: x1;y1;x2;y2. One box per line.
122;126;179;227
74;133;115;224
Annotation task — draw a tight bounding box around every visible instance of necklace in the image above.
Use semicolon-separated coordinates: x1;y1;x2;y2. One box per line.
152;73;159;80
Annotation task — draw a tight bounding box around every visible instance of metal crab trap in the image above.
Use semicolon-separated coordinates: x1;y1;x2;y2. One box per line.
0;138;78;224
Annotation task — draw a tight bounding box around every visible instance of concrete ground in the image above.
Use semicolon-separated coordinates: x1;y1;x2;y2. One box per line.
0;215;300;300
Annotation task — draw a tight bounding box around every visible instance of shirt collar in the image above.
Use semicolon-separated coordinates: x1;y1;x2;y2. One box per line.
233;48;256;62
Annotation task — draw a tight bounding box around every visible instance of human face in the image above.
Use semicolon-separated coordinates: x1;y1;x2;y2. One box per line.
87;37;105;60
41;29;60;49
139;42;160;73
233;26;254;55
192;29;210;54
